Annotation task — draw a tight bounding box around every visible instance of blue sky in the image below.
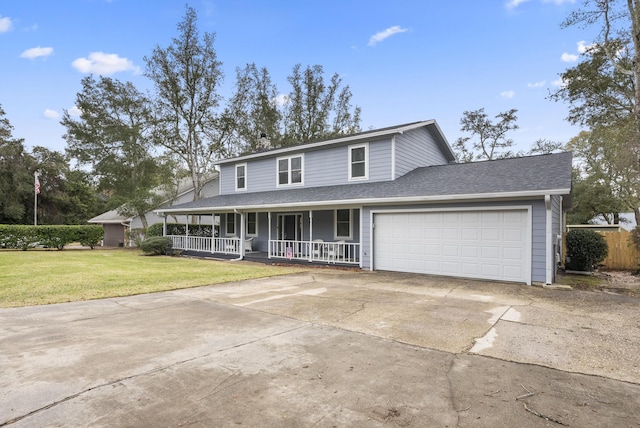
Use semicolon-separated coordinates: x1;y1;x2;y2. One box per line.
0;0;595;154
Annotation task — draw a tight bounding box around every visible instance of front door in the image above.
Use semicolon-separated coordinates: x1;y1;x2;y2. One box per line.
279;214;302;241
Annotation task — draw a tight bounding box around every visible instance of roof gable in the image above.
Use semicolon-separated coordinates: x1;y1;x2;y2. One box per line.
217;120;456;165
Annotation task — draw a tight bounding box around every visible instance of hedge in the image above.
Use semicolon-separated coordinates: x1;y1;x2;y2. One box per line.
146;222;216;237
0;225;104;250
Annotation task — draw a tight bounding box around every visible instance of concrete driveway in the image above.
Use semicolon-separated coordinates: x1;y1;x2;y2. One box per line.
1;267;639;427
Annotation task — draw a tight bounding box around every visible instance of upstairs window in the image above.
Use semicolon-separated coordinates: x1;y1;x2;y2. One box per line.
235;163;247;191
277;155;303;186
349;143;368;180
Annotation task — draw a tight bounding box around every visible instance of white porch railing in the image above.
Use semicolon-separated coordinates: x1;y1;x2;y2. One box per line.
168;235;241;255
269;239;360;265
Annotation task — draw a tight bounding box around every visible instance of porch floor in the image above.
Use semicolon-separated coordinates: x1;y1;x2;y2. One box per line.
180;250;361;269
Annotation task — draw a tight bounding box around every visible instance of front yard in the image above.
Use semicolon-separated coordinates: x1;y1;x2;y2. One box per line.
0;249;305;308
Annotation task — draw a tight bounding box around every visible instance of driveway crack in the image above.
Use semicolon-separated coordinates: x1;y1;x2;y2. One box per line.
0;325;306;427
335;301;368;322
445;355;461;428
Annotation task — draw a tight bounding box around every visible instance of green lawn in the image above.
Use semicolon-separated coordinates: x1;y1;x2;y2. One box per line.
0;249;305;308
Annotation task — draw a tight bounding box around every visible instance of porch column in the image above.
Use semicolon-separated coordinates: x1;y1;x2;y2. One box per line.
185;217;189;237
162;215;167;236
268;212;272;259
309;210;313;262
238;211;245;258
211;212;215;254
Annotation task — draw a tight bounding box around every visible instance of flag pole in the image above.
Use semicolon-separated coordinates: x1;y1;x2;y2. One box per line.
34;171;39;226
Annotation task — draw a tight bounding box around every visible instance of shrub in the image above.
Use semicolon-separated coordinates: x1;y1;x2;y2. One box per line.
146;223;164;237
565;229;609;271
140;236;173;256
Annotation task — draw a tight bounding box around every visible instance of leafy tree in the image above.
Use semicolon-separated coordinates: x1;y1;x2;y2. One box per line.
228;63;282;154
144;5;233;201
554;0;640;225
61;75;165;229
0;104;35;224
281;64;361;147
528;138;565;155
568;126;640;225
453;108;520;162
567;166;627;225
228;63;362;150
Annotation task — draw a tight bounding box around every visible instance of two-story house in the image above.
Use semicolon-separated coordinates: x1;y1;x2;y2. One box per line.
156;120;572;285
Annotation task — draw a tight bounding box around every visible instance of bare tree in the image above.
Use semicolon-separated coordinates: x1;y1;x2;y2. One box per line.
453;108;519;162
144;5;233;201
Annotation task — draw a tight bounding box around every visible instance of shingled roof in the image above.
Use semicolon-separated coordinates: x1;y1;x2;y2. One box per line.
157;152;572;215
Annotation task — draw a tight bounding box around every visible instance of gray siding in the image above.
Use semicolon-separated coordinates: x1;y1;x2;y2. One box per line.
361;199;547;283
131;178;219;229
394;127;450;178
530;199;546;283
221;139;393;195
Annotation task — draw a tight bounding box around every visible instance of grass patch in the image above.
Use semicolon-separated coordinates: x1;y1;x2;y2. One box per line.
0;249;305;308
556;271;605;289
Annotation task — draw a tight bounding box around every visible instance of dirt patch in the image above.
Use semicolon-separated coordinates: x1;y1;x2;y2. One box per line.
559;270;640;297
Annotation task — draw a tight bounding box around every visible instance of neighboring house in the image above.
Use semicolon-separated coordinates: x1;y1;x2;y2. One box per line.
566;224;625;232
156;120;572;285
589;212;637;231
87;209;129;247
88;173;219;246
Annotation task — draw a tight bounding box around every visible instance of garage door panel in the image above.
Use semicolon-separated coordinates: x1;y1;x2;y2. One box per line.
461;246;478;257
442;228;459;239
373;210;528;283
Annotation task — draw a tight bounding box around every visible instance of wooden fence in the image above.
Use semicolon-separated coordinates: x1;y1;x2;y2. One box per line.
563;230;639;270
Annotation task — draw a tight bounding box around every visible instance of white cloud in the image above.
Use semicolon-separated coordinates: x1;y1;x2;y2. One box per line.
43;109;60;119
577;40;591;53
0;15;13;33
552;77;567;87
500;90;515;99
20;46;54;59
72;52;141;75
68;106;82;117
527;80;546;88
368;25;409;46
561;52;579;62
274;94;289;106
507;0;574;10
505;0;530;10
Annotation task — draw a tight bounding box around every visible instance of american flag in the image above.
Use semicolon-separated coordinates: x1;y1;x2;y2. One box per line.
35;172;40;195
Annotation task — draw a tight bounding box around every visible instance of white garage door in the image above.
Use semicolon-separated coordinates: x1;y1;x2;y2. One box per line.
373;210;529;283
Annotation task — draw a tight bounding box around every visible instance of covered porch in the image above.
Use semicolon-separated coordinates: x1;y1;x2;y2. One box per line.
162;208;361;266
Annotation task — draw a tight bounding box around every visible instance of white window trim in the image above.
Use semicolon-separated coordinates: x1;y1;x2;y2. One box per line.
334;208;352;240
246;212;258;237
348;143;369;181
276;154;304;187
235;163;247;191
225;213;236;236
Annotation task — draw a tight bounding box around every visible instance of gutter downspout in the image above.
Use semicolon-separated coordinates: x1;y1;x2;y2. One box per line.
545;195;553;285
